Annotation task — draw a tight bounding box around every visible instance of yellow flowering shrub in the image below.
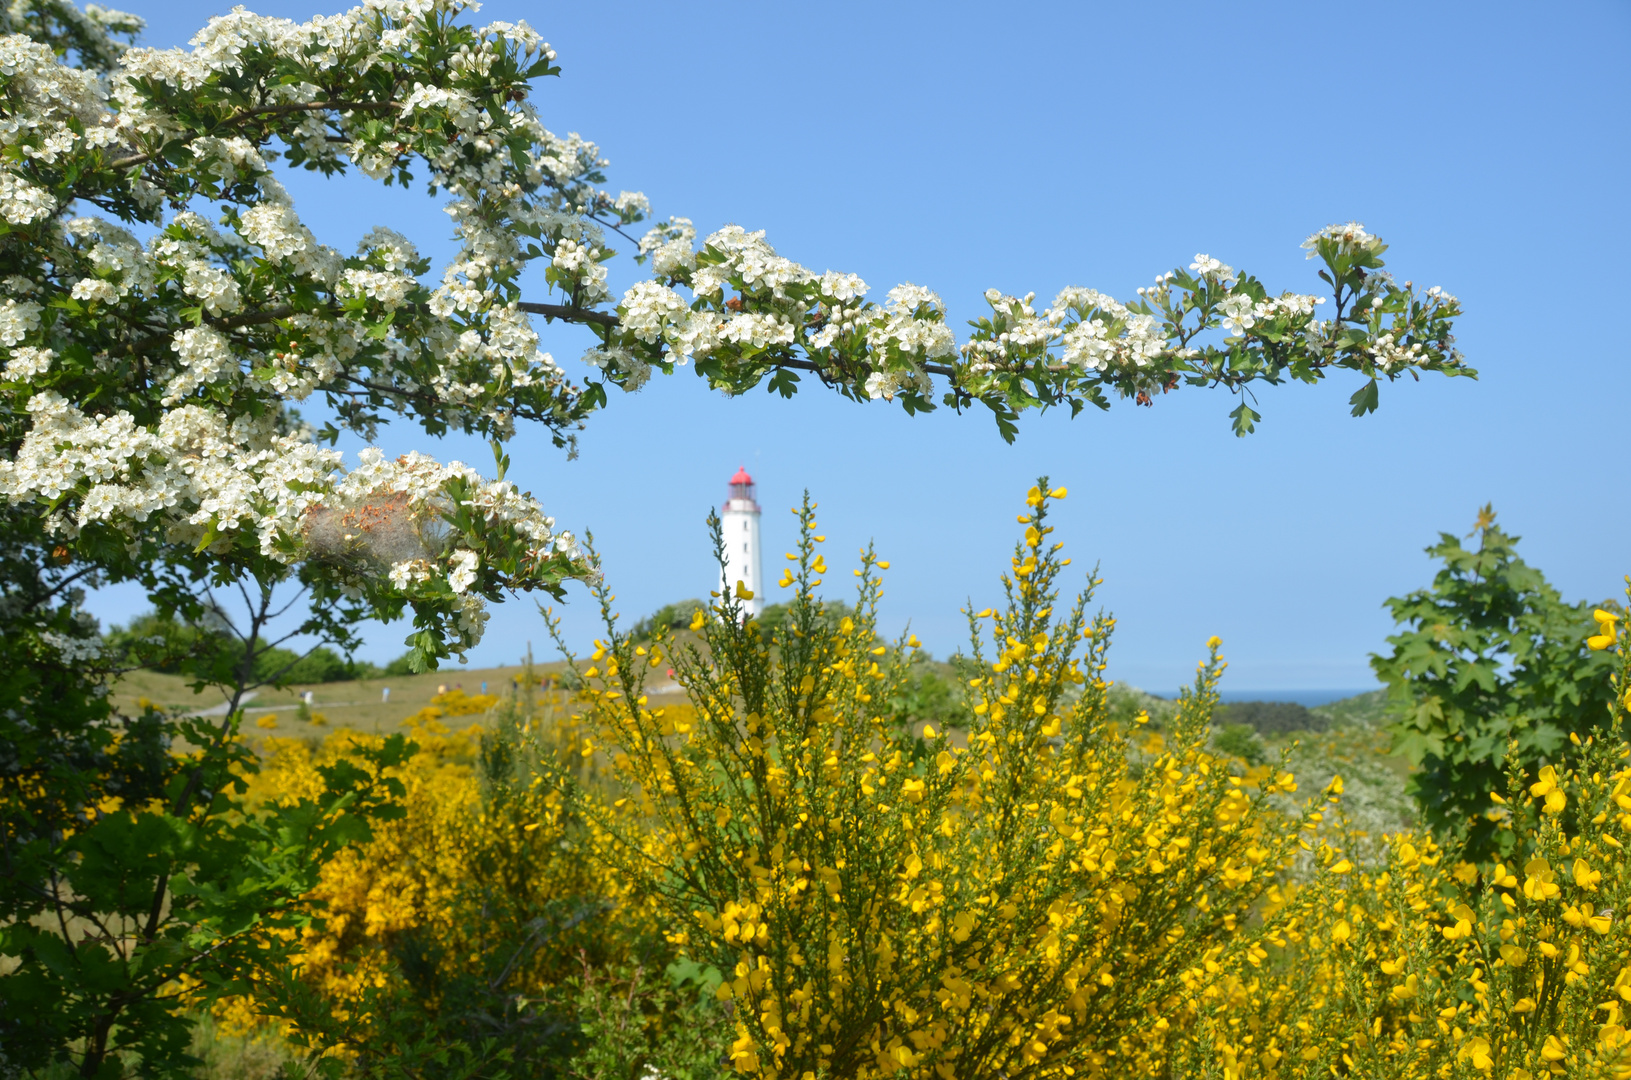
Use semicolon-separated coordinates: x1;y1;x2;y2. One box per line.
188;508;1631;1078
218;685;629;1072
563;484;1339;1080
1174;584;1631;1080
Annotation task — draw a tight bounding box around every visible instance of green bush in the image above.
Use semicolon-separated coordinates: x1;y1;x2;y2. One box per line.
1211;722;1268;765
107;614;379;685
885;655;963;735
1372;505;1621;861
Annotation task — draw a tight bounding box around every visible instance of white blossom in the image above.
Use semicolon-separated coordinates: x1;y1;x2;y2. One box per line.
4;346;54;380
447;548;478;593
70;277;118;303
1189;254;1237;286
0;172;58;225
1218;294;1256;337
40;630;103;662
1302;221;1383;260
0;299;41;347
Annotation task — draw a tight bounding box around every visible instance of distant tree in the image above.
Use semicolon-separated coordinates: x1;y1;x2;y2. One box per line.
384;651;420;677
254;644;351;684
1214;700;1326;736
755;599;856;641
103;610;232;675
629;599;706;643
887;656;962;728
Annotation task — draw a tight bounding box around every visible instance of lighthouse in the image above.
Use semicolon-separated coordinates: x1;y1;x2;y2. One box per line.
720;466;764;617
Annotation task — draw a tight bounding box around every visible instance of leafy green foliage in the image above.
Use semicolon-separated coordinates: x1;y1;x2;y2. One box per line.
1372;506;1621;861
1212;723;1268;765
103;609;232;675
107;611;379;683
1;696;412;1077
562;960;734;1080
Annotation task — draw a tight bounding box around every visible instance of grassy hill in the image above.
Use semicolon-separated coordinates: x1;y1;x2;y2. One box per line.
111;659;574;740
115;654;1415;841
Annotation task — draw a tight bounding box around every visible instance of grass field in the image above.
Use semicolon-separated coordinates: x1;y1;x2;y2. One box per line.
110;659;577;740
107;647;708;744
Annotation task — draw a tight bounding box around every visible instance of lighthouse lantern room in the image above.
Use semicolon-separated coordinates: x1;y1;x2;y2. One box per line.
720;466;764;617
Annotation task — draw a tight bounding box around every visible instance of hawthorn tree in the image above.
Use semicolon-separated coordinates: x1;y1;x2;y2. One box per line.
0;0;1471;1074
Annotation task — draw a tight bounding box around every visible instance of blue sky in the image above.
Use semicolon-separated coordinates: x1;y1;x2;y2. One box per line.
86;0;1631;694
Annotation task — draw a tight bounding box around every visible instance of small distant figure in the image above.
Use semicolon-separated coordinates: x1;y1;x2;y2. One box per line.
437;683;447;695
381;687;391;703
303;690;314;705
481;681;488;694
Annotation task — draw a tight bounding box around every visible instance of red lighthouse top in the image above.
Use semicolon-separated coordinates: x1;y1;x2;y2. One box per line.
726;466;758;509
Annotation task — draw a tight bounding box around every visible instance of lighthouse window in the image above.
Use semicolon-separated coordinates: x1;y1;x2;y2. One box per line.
742;543;748;552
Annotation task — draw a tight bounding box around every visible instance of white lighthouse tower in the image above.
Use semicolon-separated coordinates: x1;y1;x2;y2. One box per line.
719;466;764;617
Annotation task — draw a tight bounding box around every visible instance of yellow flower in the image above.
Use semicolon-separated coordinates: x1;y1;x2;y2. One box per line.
1530;765;1567;814
1441;902;1474;941
1523;857;1562;901
1589;608;1619;650
1459;1036;1493;1071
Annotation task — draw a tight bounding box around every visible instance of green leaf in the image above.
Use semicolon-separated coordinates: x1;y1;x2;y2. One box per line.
1229;402;1260;437
767;368;800;399
1348;378;1379;417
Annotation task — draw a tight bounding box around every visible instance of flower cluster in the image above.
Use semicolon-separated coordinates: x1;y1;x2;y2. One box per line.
1;0;636;661
588;218;1468;438
206;688;625;1050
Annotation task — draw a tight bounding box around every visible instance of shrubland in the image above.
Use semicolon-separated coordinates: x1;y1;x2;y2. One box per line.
10;0;1625;1075
138;487;1631;1080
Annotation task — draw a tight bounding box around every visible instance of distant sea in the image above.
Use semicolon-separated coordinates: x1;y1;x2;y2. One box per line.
1213;688;1381;708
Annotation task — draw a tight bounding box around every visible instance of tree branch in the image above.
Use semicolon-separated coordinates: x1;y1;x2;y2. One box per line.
107;101;395;172
119;307;297;359
517;301;619;328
